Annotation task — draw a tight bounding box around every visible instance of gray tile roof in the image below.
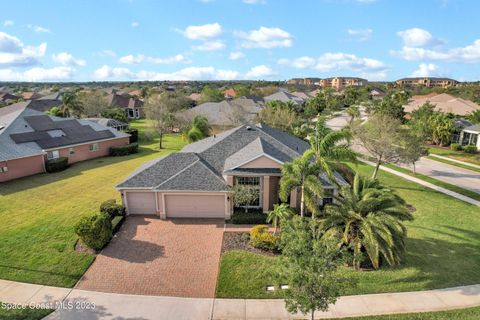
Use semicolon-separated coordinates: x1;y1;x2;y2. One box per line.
264;90;305;105
463;124;480;133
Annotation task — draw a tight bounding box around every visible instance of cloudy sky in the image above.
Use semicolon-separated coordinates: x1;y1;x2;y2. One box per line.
0;0;479;82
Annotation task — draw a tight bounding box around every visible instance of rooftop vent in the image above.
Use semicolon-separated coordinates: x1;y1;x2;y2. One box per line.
246;125;252;130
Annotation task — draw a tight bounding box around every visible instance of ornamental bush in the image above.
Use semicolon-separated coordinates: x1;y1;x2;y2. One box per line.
450;143;462;151
45;157;69;173
464;145;478;154
74;213;112;251
99;199;125;219
250;225;279;251
109;143;139;156
124;128;138;143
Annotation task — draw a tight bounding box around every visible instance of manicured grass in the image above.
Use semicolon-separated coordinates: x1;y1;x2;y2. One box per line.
345;306;480;320
382;163;480;202
429;146;480;166
216;162;480;298
0;120;186;287
0;303;53;320
426;155;480;173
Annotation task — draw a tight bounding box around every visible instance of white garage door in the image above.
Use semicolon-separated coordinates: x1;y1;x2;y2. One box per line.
165;194;225;218
126;192;156;214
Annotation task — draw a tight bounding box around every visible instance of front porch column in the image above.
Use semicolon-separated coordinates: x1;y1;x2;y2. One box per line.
263;176;270;213
290;188;298;209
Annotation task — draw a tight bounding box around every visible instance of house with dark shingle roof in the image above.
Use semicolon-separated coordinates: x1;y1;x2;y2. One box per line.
107;92;145;119
117;123;347;219
0;101;130;182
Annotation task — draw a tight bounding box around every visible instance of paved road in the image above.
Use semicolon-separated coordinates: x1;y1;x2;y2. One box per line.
1;279;480;319
404;157;480;195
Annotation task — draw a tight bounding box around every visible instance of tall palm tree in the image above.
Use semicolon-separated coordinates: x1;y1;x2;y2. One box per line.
61;92;83;117
310;117;357;180
266;203;293;234
280;150;324;218
321;173;413;270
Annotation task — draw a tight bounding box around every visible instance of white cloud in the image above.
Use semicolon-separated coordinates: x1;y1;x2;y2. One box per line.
4;20;13;27
235;26;293;49
392;39;480;63
0;66;73;82
411;63;441;77
229;51;245;60
28;25;50;33
347;28;372;41
193;40;225;51
131;21;139;28
119;53;191;64
243;0;266;4
98;49;117;57
396;28;442;47
180;23;222;40
52;52;86;67
245;65;276;78
93;65;240;81
0;32;46;66
278;56;316;69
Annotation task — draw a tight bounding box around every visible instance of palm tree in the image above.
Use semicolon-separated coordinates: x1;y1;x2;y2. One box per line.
310;117;357;180
266;203;293;234
467;110;480;124
279;150;324;218
321;173;413;270
61;92;83;117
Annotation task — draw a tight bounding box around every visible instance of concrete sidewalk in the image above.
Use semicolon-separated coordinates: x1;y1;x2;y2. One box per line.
0;279;480;319
360;159;480;207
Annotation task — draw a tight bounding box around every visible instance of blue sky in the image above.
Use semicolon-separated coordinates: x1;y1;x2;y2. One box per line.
1;0;479;82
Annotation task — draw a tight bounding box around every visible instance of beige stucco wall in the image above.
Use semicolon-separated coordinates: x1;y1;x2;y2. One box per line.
239;156;282;169
0;155;45;182
52;137;130;164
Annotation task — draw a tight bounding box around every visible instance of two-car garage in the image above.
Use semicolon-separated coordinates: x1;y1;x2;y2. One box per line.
124;191;228;219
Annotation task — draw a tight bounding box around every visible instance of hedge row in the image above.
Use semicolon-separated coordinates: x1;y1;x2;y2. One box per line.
231;210;268;224
45;157;69;173
109;143;139;156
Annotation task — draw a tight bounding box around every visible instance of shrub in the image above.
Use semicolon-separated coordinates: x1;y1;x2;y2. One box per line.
112;215;125;234
45;157;69;173
100;199;125;219
124;128;138;143
109;143;139;156
450;143;462;151
74;213;112;251
464;145;478;154
250;225;279;251
231;210;267;224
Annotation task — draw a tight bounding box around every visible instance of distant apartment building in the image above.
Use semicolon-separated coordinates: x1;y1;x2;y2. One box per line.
319;77;368;90
395;77;458;88
287;78;321;85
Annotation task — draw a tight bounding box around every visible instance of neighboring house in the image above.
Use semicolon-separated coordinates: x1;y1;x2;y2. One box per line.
290;91;310;100
27;92;63;112
264;90;305;105
116;123;347;219
370;87;385;100
84;118;129;131
224;88;237;99
178;97;264;127
459;124;480;150
403;93;480;116
0;102;130;182
21;92;42;100
188;93;202;103
396;77;458;88
319;77;367;90
0;92;20;104
107;92;145;119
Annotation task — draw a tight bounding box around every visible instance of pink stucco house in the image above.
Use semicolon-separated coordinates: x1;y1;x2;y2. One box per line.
0;101;130;182
117;124;346;219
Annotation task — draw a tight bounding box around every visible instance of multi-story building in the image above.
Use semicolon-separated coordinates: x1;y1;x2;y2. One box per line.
319;77;368;90
287;78;321;85
395;77;458;88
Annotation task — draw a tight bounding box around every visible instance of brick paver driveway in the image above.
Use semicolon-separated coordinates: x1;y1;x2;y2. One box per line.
75;216;224;298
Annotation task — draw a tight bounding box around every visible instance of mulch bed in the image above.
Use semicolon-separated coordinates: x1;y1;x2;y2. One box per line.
74;239;97;255
221;232;279;257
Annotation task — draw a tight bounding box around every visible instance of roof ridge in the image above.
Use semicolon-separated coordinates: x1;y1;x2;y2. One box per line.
196;155;230;186
154;154;200;189
255;124;303;156
0;102;31;138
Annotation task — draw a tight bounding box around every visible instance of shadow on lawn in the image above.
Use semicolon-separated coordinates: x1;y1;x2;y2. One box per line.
0;147;159;196
386;226;480;290
0;264;83;285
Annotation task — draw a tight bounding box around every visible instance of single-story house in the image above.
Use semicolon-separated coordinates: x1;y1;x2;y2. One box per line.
264;90;305;105
459;124;480;150
403;93;480;116
107;92;145;119
0;102;130;182
370;87;385;100
116;123;347;219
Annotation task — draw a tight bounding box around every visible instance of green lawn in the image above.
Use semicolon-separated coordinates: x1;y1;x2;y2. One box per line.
216;162;480;298
426;155;480;173
345;306;480;320
0;119;186;287
382;163;480;202
429;146;480;166
0;304;53;320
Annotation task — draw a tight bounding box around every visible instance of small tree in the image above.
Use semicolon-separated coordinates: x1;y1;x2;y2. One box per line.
279;216;350;320
78;90;110;117
233;184;258;213
398;129;428;174
74;213;112;251
266;204;293;234
256;102;298;134
145;94;182;149
61;91;83;117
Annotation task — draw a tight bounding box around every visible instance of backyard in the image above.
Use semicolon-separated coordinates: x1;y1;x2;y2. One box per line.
0;120;185;287
216;162;480;298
